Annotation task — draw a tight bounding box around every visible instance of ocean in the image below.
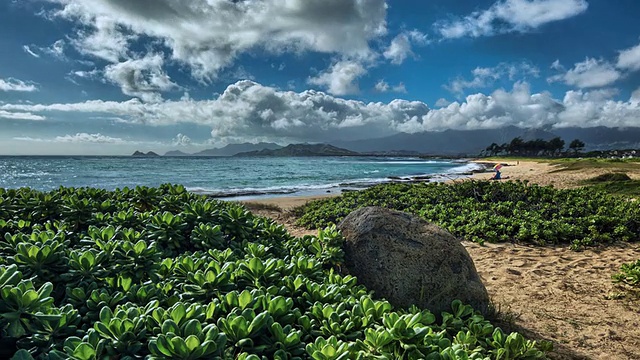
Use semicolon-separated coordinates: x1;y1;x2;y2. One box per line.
0;156;482;200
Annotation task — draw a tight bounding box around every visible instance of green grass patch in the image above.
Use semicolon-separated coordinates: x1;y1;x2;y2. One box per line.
579;172;640;196
295;181;640;249
0;184;550;359
548;158;640;173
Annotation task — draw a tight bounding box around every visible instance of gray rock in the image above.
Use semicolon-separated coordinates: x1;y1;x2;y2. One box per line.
338;206;489;316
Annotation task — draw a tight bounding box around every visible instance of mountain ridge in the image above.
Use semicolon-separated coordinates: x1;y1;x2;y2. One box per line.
234;143;359;157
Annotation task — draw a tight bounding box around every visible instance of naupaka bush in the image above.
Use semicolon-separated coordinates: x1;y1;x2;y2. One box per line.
295;181;640;249
0;184;549;359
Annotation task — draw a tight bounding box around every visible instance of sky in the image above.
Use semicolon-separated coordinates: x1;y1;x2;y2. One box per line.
1;0;639;155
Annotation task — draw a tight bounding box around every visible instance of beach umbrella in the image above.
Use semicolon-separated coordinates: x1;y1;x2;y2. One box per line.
493;164;503;171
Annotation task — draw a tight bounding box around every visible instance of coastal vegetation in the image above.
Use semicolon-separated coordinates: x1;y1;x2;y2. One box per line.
294;181;640;249
0;185;549;359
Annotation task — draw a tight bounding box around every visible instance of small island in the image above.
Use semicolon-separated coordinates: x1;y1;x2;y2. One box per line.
131;150;160;157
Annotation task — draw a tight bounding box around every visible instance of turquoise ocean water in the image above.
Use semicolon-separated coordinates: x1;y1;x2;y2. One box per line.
0;156;482;199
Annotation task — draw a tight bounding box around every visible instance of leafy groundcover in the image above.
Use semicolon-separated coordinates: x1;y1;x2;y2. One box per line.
295;181;640;249
0;184;550;359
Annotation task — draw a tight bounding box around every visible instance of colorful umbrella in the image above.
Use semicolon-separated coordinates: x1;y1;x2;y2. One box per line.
493;164;503;171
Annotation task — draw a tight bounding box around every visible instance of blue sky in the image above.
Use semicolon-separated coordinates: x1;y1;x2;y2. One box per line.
0;0;639;155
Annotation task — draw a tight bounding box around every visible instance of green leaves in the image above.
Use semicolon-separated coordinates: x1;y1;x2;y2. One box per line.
0;185;550;359
295;181;640;248
0;269;55;339
148;320;227;359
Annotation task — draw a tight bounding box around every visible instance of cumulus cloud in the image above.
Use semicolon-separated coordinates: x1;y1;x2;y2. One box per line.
172;133;191;146
42;0;387;80
446;62;539;96
54;133;128;143
383;30;428;65
435;98;451;107
375;80;407;93
1;80;429;142
632;87;640;103
3;80;639;144
392;83;407;93
423;82;640;131
104;53;179;102
617;42;640;71
435;0;588;39
374;80;390;92
0;78;39;92
548;58;621;88
0;110;45;121
308;60;367;95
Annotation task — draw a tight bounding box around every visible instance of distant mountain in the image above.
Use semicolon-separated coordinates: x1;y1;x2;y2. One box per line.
332;126;640;155
193;142;282;156
132;151;160;157
235;143;359;157
551;127;640;150
332;126;536;155
164;150;190;156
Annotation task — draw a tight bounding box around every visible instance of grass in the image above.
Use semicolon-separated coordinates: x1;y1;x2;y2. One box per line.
549;158;640;173
240;201;283;212
579;172;640;197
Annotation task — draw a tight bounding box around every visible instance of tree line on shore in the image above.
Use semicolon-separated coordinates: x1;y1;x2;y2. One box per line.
482;137;585;157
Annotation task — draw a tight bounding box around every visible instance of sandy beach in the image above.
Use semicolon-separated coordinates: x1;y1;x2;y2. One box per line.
242;158;640;360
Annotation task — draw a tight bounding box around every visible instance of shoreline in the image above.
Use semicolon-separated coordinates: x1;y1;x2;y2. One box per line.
239;158;552;209
214;159;489;202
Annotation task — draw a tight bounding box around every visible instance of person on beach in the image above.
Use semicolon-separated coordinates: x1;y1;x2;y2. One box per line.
491;163;503;180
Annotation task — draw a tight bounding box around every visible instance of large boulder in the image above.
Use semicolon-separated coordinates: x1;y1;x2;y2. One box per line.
338;206;489;316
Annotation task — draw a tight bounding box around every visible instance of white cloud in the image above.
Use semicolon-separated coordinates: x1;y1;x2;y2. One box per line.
548;58;621;88
435;98;451;107
172;133;191;146
0;78;39;92
392;83;407;93
617;42;640;71
632;87;640;104
54;133;128;144
43;0;388;80
23;45;40;58
41;39;67;60
308;60;367;95
70;69;100;79
435;0;588;39
446;62;539;96
4;81;640;144
383;30;428;65
13;133;160;146
374;80;390;92
422;82;640;131
104;53;179;102
0;110;45;121
71;19;135;63
375;80;406;93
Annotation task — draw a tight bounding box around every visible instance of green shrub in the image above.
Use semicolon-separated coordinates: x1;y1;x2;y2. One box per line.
0;184;550;359
295;181;640;249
